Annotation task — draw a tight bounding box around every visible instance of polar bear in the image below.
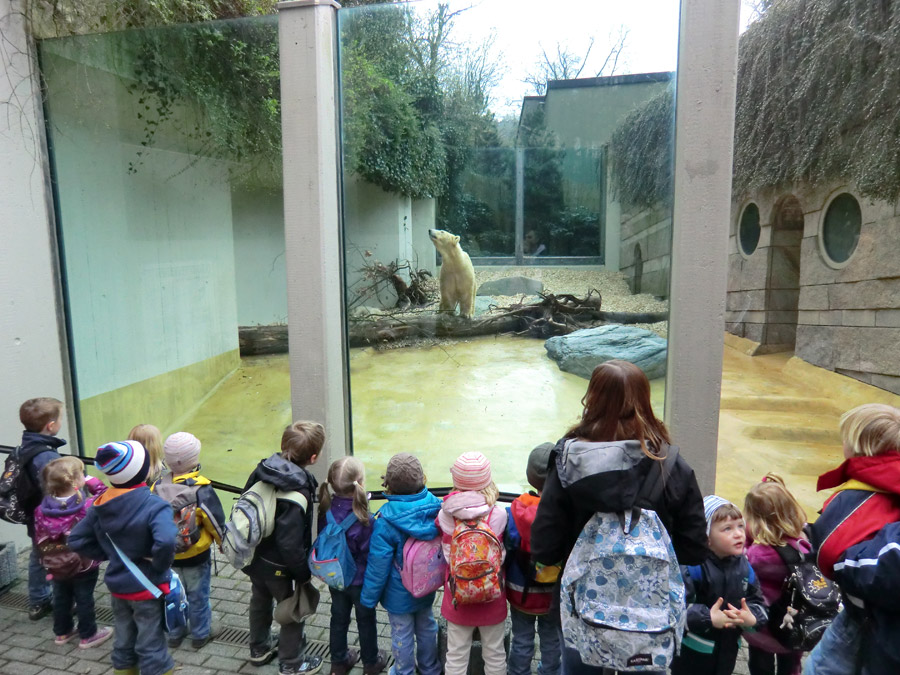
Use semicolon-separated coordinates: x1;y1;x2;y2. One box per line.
429;228;476;319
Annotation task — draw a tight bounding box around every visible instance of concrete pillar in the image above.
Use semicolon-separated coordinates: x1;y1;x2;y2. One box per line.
665;0;741;493
0;0;75;547
278;0;348;480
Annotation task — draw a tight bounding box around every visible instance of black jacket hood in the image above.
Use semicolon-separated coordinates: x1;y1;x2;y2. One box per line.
246;453;317;494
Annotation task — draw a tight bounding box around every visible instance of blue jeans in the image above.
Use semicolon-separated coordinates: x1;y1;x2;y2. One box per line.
330;585;379;665
53;569;99;639
28;543;51;606
170;560;212;640
387;606;441;675
508;607;561;675
110;595;175;675
803;609;861;675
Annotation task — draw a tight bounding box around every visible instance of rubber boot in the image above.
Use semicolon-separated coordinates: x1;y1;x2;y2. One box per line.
113;669;139;675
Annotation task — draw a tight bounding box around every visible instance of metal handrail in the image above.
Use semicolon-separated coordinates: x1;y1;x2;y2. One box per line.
0;444;520;503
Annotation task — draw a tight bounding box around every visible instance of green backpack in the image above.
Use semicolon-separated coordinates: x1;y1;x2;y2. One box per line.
221;480;307;570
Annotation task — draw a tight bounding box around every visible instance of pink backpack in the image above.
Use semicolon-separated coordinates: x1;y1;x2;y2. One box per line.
399;536;447;598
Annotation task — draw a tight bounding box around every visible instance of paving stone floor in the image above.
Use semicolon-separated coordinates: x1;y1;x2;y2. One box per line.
0;547;752;675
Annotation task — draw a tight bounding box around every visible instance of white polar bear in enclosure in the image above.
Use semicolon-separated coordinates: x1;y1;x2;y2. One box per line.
428;228;476;319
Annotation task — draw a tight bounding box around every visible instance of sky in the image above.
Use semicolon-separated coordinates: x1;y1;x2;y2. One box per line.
374;0;758;118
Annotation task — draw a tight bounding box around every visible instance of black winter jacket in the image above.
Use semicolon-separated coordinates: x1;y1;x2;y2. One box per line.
242;454;317;583
671;555;767;675
531;439;709;569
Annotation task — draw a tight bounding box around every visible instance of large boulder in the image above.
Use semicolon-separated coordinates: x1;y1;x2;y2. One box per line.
476;276;543;296
544;324;668;380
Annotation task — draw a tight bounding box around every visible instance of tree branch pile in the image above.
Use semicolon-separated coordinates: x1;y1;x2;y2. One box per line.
348;289;667;347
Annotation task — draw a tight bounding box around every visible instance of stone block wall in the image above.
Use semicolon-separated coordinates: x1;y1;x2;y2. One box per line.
727;182;900;395
619;202;672;298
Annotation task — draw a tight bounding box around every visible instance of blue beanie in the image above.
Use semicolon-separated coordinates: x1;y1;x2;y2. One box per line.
96;440;150;488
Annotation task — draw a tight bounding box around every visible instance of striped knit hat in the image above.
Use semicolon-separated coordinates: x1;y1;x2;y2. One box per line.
164;432;202;474
450;451;492;491
703;494;736;535
96;440;150;488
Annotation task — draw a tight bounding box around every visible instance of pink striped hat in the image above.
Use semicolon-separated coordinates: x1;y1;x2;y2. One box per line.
450;451;492;491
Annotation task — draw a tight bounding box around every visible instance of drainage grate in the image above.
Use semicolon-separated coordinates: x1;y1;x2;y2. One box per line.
216;625;252;646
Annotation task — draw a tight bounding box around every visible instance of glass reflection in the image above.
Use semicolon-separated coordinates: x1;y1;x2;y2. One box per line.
339;0;680;490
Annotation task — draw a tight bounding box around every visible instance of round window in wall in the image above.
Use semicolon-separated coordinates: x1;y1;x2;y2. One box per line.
738;203;761;256
822;193;862;265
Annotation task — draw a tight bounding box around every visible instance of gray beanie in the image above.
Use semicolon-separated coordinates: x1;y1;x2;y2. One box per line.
526;442;555;492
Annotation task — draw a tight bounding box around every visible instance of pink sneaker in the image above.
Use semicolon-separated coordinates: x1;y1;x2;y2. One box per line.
79;627;113;649
54;630;78;645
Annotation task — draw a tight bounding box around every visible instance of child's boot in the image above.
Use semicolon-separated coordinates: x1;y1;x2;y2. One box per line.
363;650;388;675
113;669;139;675
330;649;360;675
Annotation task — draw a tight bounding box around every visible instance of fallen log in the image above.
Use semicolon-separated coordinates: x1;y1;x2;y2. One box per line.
348;306;668;346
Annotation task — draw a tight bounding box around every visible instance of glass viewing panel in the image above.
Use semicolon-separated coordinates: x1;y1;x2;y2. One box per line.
721;3;900;520
39;17;289;489
338;0;680;491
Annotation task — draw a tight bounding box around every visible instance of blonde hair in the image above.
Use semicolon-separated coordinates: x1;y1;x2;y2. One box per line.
42;456;85;499
841;404;900;457
20;398;63;433
318;456;370;525
282;421;325;465
744;473;806;546
480;481;499;508
128;424;164;481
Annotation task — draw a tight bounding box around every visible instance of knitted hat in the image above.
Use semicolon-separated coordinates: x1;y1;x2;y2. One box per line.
164;432;202;474
96;440;150;488
526;442;555;492
450;451;492;491
703;494;736;535
382;453;425;495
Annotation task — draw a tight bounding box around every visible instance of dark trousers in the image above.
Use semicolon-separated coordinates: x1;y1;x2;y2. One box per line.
249;575;306;668
52;568;100;639
329;585;379;666
748;645;802;675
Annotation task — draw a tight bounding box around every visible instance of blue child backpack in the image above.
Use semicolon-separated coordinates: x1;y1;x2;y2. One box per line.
309;510;358;590
560;444;686;672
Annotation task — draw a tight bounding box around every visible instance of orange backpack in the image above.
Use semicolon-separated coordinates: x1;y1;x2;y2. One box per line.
449;514;503;607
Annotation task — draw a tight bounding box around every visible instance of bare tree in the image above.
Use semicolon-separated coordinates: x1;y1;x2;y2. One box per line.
524;26;629;95
745;0;778;22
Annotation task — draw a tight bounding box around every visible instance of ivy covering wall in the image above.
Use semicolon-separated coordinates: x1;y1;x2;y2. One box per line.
609;0;900;208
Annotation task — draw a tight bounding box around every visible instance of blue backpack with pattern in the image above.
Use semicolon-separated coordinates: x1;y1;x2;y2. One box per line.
560;446;685;672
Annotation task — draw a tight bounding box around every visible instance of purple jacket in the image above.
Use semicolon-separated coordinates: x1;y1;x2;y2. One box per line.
317;496;373;587
34;477;107;575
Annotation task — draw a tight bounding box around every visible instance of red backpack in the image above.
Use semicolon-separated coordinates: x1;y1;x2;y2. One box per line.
505;493;555;614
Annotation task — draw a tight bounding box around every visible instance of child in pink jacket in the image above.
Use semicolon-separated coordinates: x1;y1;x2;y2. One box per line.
438;452;507;675
744;474;810;675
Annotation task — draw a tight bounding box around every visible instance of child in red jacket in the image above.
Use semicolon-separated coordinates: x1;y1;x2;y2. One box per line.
505;443;560;675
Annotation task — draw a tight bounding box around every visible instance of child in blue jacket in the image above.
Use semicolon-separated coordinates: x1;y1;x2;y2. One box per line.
69;440;177;675
361;453;442;675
